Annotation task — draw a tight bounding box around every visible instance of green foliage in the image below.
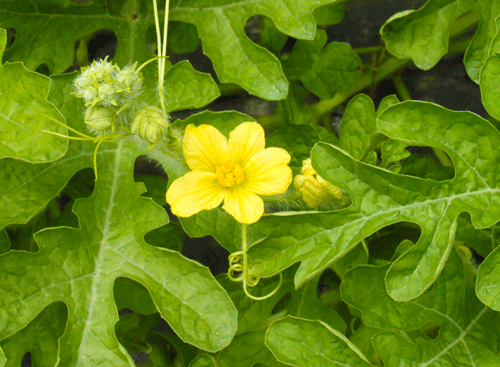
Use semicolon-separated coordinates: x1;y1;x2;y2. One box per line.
1;0;500;366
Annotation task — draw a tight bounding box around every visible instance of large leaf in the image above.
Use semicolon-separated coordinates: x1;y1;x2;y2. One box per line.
381;0;500;83
0;73;93;229
0;0;152;72
342;250;500;367
0;136;237;365
248;101;500;302
0;28;66;163
170;0;341;100
265;316;373;367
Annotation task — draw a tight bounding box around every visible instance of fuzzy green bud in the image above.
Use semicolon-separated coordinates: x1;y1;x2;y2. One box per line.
73;57;143;108
84;105;116;133
131;106;169;144
294;158;342;208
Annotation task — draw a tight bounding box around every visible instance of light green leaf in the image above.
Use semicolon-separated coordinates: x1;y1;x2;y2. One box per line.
189;354;218;367
0;347;4;367
163;60;220;113
265;316;373;367
313;2;344;26
380;139;410;172
0;59;67;162
480;53;500;120
381;0;499;83
0;302;67;367
218;330;286;367
477;243;500;310
0;229;9;254
342;250;500;366
0;73;92;230
284;29;361;99
338;94;382;160
0;137;237;364
249;101;500;302
140;59;220;113
171;0;341;100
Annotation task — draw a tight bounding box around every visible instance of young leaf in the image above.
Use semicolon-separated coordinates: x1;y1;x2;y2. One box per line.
0;138;237;365
140;60;220;113
284;29;361;99
342;250;500;366
265;316;373;367
171;0;341;100
249;101;500;303
380;0;498;83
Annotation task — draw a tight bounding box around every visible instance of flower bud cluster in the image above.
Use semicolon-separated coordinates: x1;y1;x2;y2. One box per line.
72;57;170;145
294;158;342;208
73;57;142;109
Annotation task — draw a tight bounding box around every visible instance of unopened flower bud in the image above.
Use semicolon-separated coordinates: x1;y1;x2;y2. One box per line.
84;105;116;133
294;158;342;208
131;106;169;144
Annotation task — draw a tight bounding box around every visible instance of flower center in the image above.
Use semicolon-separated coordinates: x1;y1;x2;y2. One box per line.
216;160;245;187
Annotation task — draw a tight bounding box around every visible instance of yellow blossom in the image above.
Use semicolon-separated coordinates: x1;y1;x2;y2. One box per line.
294;158;342;208
166;122;292;224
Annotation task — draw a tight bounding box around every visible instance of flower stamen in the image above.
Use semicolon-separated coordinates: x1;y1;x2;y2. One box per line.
216;160;245;187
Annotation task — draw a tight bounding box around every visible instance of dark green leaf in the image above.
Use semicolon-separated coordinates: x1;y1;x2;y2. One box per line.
168;21;200;54
284;30;361;99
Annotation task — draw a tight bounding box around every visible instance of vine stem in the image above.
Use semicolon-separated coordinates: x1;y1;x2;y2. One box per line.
152;0;169;115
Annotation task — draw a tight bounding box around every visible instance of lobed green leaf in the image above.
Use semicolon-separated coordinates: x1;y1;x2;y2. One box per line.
265;316;373;367
249;101;500;302
381;0;500;83
342;250;500;366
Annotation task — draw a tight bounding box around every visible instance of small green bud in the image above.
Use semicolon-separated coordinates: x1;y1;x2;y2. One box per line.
84;105;116;133
131;106;169;144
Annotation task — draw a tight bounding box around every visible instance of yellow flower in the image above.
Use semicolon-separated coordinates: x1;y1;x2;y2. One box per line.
294;158;342;208
166;122;292;224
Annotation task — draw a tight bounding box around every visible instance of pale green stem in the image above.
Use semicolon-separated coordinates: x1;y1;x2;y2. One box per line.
152;0;167;114
391;73;411;101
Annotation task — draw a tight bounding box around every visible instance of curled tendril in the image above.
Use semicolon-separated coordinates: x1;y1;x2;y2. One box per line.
227;224;283;301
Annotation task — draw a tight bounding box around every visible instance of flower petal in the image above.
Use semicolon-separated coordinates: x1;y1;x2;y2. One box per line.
244;147;292;196
166;171;225;217
229;122;265;166
183;124;229;172
222;187;264;224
